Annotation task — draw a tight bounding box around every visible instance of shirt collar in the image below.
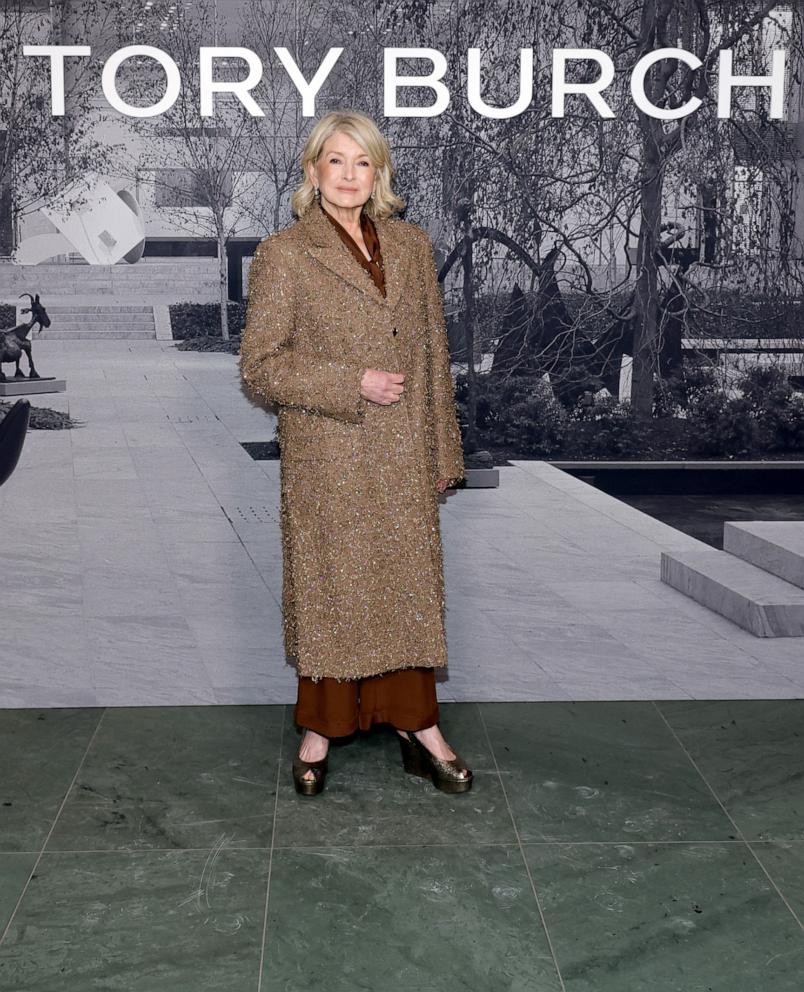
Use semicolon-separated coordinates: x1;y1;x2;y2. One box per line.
318;200;377;255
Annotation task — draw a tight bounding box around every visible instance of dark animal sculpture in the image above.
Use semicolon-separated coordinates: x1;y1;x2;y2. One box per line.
491;223;694;402
0;293;50;381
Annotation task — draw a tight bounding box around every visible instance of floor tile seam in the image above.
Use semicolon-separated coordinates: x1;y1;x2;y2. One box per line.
649;700;751;834
557;592;722;655
176;358;283;611
179;365;264;481
66;398;79;500
743;840;804;932
59;402;80;584
504;484;795;658
152;487;281;627
0;706;108;946
78;385;185;630
230;531;284;613
121;379;251;622
717;638;804;670
476;624;556;671
261;838;783;850
482;568;681;661
475;702;567;992
9;838;793;857
651;700;804;933
257;705;286;992
626;594;803;673
6;846;277;856
508;470;684;555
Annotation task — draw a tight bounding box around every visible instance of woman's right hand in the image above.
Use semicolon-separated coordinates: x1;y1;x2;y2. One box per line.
360;368;405;405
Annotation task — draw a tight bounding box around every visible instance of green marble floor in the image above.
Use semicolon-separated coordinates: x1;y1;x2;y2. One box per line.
1;700;803;991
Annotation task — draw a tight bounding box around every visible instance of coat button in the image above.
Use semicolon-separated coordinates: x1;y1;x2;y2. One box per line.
392;327;398;336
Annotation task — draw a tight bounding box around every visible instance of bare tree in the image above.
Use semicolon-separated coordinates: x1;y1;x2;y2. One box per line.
618;0;789;417
238;0;336;233
386;0;804;430
0;0;125;255
111;0;263;339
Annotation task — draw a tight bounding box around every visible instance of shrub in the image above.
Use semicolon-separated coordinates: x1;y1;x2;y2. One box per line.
169;301;246;340
654;361;719;417
567;395;642;457
455;372;568;455
0;400;74;430
686;390;759;457
506;384;569;456
737;364;804;453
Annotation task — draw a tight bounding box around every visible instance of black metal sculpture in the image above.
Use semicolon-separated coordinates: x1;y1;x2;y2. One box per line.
0;293;50;381
0;398;30;487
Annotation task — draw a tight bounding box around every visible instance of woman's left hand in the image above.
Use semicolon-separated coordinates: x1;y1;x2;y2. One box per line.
435;477;449;493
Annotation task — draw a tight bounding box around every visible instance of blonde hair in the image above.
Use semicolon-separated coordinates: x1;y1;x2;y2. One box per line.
290;109;406;221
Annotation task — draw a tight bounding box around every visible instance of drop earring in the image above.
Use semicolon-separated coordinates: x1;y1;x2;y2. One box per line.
314;185;321;201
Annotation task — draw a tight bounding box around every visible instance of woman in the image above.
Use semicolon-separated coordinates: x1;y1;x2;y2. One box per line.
240;109;472;797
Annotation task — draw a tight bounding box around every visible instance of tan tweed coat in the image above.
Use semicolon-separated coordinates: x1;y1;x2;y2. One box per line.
239;204;464;681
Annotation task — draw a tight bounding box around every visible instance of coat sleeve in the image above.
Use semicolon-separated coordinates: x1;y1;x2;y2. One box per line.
239;237;367;424
419;231;465;486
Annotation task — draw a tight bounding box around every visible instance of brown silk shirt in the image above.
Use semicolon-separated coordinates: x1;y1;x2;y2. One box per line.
318;200;386;297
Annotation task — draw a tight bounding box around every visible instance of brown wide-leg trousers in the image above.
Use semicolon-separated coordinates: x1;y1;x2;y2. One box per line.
294;666;440;737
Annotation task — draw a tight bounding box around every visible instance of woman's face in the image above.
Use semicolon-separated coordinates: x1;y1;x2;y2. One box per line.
308;132;377;212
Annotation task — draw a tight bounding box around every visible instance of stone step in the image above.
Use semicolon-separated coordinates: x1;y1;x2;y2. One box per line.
38;301;157;338
660;547;804;637
47;310;154;317
38;329;155;339
26;281;204;287
45;305;153;313
723;521;804;590
0;261;221;304
45;315;155;324
3;262;218;272
11;290;206;299
8;275;207;282
46;303;154;308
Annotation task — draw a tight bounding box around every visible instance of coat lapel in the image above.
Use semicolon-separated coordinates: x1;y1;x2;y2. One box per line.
299;204;409;310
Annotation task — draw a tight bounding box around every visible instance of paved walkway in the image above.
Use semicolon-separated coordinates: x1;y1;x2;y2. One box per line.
2;340;802;708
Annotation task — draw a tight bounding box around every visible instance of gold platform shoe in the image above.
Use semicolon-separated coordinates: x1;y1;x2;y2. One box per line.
398;730;473;793
292;752;328;796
